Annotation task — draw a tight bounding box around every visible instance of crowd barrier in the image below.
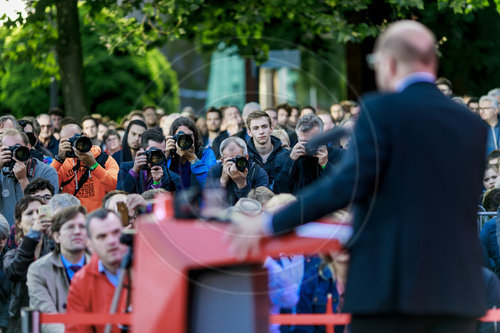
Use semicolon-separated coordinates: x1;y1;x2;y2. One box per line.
21;306;500;333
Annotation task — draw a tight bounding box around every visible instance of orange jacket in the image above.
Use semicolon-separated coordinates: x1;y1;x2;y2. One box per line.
50;146;118;212
66;254;129;333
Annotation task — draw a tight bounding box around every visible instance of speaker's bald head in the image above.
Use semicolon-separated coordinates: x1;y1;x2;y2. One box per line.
375;20;437;68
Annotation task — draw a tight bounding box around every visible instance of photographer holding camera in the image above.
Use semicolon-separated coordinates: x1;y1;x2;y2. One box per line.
117;129;180;194
275;114;333;194
206;137;269;205
50;124;119;213
0;129;58;227
166;117;217;190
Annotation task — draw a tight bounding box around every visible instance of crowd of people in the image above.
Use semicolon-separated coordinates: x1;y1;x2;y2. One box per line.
0;80;499;332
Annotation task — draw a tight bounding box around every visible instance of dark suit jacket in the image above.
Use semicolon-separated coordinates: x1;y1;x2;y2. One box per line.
272;82;488;316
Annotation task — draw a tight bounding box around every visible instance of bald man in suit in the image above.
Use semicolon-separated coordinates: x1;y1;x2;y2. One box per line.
229;21;488;332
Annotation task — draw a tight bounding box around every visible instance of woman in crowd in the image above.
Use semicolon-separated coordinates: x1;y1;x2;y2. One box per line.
484;164;498;191
3;196;52;333
166;117;216;190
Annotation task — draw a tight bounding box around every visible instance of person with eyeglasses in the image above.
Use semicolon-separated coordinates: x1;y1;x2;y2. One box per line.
479;95;500;155
24;178;55;203
36;114;59;158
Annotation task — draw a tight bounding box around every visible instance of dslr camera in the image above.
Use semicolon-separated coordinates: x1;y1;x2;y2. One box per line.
3;144;31;174
140;147;165;167
172;131;193;151
66;134;92;158
228;155;248;172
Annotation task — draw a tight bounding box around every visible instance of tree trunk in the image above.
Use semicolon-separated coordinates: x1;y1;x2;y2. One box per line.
56;0;88;122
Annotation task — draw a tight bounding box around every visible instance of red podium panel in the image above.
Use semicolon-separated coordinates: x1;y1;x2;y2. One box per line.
132;196;344;333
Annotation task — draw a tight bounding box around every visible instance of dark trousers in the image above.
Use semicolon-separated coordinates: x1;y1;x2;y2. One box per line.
351;314;477;333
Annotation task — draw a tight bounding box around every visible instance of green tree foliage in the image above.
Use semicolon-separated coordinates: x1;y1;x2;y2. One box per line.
0;3;179;119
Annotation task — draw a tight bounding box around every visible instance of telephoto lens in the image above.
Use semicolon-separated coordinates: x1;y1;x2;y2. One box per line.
66;134;92;157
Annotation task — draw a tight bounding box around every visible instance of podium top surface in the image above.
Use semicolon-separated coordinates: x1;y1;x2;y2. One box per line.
136;214;349;269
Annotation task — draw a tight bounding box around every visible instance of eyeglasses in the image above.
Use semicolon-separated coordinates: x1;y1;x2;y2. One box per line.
34;194;52;202
480;107;497;111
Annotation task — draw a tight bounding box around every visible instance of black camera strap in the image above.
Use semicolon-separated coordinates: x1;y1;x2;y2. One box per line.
60;152;109;196
26;158;36;178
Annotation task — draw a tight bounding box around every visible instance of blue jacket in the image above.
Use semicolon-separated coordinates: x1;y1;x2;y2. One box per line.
247;136;290;193
206;161;269;206
485;121;500;156
480;217;500;278
294;256;346;333
117;161;181;194
167;147;217;190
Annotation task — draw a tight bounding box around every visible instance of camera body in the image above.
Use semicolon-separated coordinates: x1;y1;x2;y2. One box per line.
141;147;165;167
66;134;92;158
229;155;248;172
172;131;193;151
3;144;31;174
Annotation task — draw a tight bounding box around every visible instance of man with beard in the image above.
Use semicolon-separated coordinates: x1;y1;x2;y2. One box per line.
203;107;222;148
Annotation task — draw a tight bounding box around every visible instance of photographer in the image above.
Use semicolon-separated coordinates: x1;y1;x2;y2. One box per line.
0;129;58;227
206;137;269;206
166;117;216;190
117;129;180;194
50;124;119;212
275;114;333;194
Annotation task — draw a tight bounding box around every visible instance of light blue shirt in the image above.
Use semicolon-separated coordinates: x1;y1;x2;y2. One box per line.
60;253;86;281
394;72;436;93
98;260;121;287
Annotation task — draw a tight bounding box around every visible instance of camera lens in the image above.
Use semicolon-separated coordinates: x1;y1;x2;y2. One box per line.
13;146;30;162
149;150;165;166
177;134;193;150
234;156;248;172
74;137;92;153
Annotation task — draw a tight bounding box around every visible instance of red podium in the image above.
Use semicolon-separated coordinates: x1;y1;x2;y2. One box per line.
132;195;346;333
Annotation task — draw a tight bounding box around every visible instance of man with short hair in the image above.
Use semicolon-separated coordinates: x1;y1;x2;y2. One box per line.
51;124;118;212
212;106;248;159
203;107;222;148
24;178;55;203
299;106;316;118
206;137;269;205
436;77;453;97
36;113;59;157
142;105;158;129
264;108;278;129
27;205;89;331
49;108;64;140
275;114;332;194
0;129;58;226
467;97;479;114
66;209;128;333
246;111;289;192
81;116;102;147
479;95;500;155
117;129;180;194
275;103;298;145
